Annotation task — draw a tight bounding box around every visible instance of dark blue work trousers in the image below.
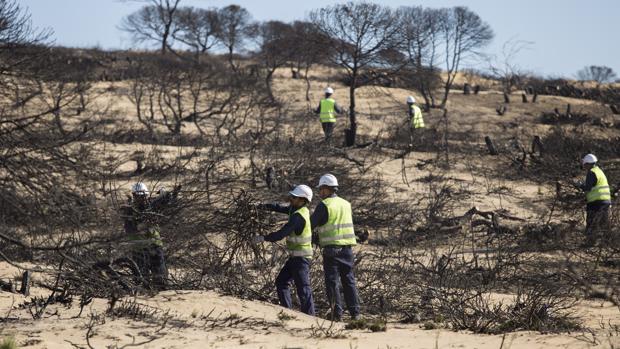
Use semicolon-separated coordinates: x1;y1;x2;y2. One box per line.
275;257;315;315
322;246;360;319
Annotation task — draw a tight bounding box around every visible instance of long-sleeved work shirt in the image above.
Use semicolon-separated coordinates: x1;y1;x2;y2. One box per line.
262;203;307;242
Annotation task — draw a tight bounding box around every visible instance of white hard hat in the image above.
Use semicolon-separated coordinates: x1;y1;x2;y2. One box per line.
581;154;598;165
324;87;334;95
406;96;415;104
317;173;338;188
131;182;149;195
289;184;313;202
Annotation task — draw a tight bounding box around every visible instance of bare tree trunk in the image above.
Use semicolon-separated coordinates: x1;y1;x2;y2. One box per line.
304;65;311;102
503;93;510;104
347;79;357;146
265;70;275;103
521;93;528;103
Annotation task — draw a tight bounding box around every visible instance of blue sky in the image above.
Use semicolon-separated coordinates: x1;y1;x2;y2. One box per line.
20;0;620;78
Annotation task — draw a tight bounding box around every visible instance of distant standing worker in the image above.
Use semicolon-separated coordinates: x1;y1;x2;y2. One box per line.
578;154;611;245
315;87;343;143
254;185;316;315
407;96;425;147
311;174;360;321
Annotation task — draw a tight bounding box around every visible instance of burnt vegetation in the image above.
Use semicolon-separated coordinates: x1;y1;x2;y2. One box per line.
1;0;619;343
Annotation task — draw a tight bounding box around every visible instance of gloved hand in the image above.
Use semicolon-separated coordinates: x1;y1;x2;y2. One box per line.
252;202;267;210
252;235;265;243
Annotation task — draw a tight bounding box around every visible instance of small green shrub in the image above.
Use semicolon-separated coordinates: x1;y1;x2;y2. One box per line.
0;336;18;349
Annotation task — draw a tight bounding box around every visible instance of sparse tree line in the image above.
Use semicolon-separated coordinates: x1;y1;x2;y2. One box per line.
119;1;495;144
0;0;619;342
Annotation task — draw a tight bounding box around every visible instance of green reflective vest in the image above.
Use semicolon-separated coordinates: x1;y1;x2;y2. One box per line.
316;196;356;247
586;166;611;203
320;98;337;123
286;206;313;258
411;104;425;129
128;227;163;247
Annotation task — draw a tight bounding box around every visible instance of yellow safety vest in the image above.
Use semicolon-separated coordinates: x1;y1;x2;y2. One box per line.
316;196;356;247
411;104;425;129
286;206;313;258
586;166;611;203
320;98;337;123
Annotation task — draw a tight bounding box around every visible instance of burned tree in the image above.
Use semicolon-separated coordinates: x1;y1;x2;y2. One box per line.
487;39;531;98
252;21;296;102
216;4;253;71
439;6;493;108
172;6;221;62
310;2;402;146
577;65;617;88
120;0;182;54
397;6;445;109
289;21;329;102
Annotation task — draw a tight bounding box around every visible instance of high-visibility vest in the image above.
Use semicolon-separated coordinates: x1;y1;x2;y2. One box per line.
316;197;356;247
586;166;611;203
286;206;313;258
320;98;337;123
411;104;425;129
127;225;163;247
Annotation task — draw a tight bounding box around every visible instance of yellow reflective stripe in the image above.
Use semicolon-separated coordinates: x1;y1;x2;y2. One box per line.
287;236;312;244
289;249;313;257
319;233;356;243
316;223;354;234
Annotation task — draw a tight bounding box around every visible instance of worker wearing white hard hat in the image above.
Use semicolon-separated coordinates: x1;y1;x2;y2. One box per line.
314;87;344;143
121;181;181;289
253;184;316;315
576;154;611;246
310;173;360;321
406;95;425;149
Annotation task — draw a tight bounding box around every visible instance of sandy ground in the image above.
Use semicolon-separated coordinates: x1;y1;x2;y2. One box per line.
1;270;618;349
2;66;620;348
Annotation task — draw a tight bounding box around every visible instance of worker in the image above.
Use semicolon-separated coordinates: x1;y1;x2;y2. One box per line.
254;185;316;316
315;87;343;143
577;154;611;246
407;96;425;147
120;182;179;289
310;174;360;321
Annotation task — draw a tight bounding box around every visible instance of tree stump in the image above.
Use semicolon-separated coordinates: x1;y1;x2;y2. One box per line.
532;93;538;103
291;69;299;79
531;135;544;155
522;93;528;103
503;93;510;104
474;85;481;94
20;271;30;296
464;83;471;95
484;136;499;155
496;105;507;116
265;166;275;189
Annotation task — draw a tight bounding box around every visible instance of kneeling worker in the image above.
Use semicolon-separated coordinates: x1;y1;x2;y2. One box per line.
254;185;316;315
